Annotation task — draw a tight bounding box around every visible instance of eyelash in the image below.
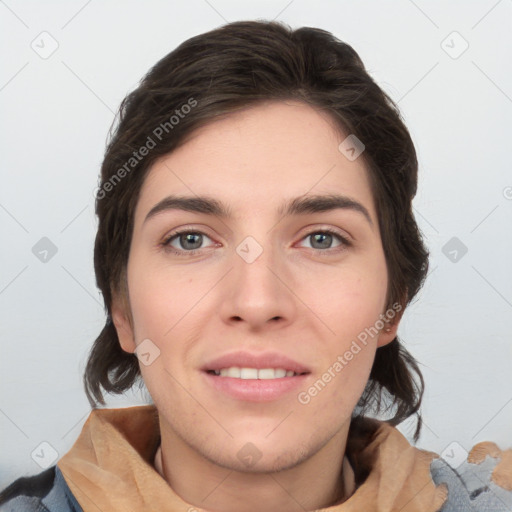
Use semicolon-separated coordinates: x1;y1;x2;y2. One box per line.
160;228;352;257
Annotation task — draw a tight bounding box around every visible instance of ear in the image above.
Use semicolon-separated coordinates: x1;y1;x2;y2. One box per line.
376;304;404;348
111;291;136;354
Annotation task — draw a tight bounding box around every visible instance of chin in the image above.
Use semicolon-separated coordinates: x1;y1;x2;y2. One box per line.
212;444;313;474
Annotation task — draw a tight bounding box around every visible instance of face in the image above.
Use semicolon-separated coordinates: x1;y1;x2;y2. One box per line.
112;100;399;473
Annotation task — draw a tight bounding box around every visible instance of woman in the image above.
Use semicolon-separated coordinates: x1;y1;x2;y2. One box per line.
1;20;510;512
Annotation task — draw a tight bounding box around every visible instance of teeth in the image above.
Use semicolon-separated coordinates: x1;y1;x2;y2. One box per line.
240;368;258;379
212;367;298;379
274;369;287;378
259;368;277;379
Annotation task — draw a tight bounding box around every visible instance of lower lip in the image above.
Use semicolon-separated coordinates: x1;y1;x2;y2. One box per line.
202;371;310;402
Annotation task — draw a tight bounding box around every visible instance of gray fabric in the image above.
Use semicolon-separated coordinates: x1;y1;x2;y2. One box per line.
0;466;82;512
44;467;82;512
0;496;45;512
431;455;512;511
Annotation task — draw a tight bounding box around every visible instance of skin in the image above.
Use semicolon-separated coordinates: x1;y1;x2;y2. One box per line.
112;100;401;512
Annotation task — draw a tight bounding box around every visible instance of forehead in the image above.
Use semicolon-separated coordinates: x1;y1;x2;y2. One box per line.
135;100;376;222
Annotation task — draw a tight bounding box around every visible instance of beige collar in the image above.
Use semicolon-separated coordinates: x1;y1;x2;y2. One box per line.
58;405;448;511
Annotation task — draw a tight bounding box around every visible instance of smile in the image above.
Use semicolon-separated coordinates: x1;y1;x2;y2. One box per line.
209;367;302;379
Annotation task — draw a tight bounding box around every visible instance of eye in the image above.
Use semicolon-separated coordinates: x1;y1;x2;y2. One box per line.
161;228;351;256
298;229;351;253
162;230;216;255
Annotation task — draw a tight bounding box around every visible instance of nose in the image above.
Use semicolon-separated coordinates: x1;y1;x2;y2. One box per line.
218;238;297;330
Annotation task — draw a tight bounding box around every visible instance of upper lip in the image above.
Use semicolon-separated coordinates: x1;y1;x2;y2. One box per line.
202;351;311;374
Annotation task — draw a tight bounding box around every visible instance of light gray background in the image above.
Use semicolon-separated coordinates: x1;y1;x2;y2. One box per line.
1;0;511;488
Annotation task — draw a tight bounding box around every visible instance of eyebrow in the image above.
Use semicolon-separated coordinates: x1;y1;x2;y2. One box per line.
143;194;373;227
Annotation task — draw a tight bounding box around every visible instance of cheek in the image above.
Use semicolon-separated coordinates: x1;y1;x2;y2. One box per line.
304;258;388;334
126;258;174;340
296;334;376;426
331;350;374;410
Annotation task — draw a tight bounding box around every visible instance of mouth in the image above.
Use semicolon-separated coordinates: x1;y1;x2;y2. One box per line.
201;351;311;401
206;367;308;379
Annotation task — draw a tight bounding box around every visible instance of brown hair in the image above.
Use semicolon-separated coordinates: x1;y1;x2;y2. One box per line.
85;20;429;441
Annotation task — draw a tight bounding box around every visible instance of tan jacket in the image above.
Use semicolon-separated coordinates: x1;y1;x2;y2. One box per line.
51;405;511;511
3;405;510;511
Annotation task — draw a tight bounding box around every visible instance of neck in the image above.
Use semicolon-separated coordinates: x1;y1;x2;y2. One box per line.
154;420;352;512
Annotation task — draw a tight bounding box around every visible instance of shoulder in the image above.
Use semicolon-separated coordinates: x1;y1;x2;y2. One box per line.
430;441;512;511
0;466;82;512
